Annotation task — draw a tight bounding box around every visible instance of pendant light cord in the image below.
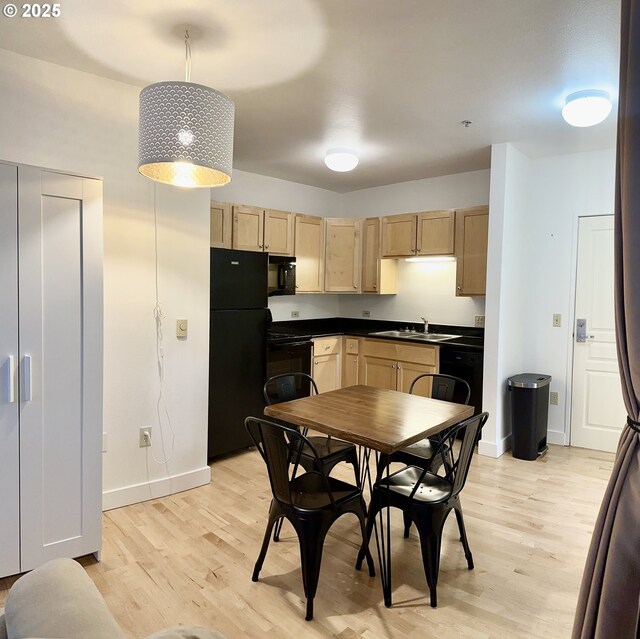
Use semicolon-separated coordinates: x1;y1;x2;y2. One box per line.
150;182;175;466
185;30;192;83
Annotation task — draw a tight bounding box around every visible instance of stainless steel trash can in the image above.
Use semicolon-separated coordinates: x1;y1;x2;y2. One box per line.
508;374;551;460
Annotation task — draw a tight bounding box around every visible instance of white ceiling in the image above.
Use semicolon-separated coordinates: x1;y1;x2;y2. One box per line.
0;0;620;192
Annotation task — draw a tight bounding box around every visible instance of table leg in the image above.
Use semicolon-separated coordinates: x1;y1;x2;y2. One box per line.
359;448;393;607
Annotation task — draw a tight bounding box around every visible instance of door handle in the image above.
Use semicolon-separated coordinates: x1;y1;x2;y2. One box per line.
22;355;32;401
5;355;16;403
576;318;593;343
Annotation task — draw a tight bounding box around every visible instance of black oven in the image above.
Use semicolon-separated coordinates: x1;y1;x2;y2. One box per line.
268;256;296;297
266;333;312;403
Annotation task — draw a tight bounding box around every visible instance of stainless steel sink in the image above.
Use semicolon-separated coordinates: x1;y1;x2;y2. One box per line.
371;330;462;341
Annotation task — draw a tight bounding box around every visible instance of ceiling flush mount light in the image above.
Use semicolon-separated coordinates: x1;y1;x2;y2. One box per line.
324;148;359;172
138;31;235;188
562;90;612;128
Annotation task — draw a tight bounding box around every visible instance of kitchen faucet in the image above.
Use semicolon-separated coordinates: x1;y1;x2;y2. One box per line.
421;317;428;333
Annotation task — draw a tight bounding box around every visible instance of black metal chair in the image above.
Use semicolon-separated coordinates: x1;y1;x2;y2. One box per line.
377;373;472;480
357;412;488;607
246;416;375;621
263;373;360;510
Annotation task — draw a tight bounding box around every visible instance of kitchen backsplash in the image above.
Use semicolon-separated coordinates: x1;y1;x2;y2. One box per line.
269;260;485;326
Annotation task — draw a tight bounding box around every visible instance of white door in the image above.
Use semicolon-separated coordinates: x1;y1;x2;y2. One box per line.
0;163;21;577
18;167;103;570
571;216;627;452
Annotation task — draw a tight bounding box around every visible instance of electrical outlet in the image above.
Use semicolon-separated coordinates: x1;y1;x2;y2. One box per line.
362;310;371;318
553;314;562;328
550;392;559;406
139;427;152;448
475;315;485;328
291;310;300;318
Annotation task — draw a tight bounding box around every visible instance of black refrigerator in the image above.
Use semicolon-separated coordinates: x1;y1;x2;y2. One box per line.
208;248;269;457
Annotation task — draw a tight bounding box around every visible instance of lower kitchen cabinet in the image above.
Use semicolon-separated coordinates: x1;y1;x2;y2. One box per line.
312;337;342;392
0;164;103;578
359;339;437;397
342;337;360;388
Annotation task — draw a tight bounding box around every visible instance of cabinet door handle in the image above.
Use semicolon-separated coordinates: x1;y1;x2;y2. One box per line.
22;355;32;402
373;284;377;289
5;355;16;403
265;245;269;249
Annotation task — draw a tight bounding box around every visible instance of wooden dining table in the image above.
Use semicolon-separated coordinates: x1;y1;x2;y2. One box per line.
264;384;474;606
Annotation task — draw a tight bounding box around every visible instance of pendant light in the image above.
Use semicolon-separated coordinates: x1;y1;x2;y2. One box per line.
138;31;235;188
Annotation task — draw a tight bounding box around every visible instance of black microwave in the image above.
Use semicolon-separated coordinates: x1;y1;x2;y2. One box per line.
268;255;296;296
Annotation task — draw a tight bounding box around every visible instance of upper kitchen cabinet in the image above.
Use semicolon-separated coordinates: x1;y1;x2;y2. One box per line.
210;201;232;249
232;204;264;252
265;209;294;256
294;214;325;292
455;205;489;296
381;210;455;258
231;205;294;255
361;217;397;295
325;218;361;293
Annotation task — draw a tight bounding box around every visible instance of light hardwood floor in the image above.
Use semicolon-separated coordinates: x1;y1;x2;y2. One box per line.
0;445;613;638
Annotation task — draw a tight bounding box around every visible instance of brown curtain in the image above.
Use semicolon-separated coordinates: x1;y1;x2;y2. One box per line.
572;1;640;637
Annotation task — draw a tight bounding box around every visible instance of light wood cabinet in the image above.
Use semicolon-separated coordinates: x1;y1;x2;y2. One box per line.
231;205;294;255
232;204;264;252
359;339;437;397
417;210;455;255
342;337;360;388
210;201;232;248
381;210;455;258
295;214;325;292
325;218;361;292
455;205;489;296
312;337;342;392
0;165;103;578
361;217;397;294
265;209;294;256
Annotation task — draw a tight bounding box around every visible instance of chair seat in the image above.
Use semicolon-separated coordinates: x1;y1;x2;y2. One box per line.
397;438;438;459
378;465;453;504
290;473;360;510
290;436;355;461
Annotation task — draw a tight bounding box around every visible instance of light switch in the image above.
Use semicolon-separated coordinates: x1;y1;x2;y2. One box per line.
553;314;561;328
176;319;188;338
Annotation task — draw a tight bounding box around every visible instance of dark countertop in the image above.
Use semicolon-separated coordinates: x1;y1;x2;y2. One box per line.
270;317;484;351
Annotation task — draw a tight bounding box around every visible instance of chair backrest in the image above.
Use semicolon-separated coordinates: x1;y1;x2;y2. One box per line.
263;372;318;406
410;412;488;501
409;373;471;405
245;416;333;508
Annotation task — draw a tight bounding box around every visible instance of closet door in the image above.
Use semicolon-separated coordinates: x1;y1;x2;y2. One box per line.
18;168;103;570
0;163;20;577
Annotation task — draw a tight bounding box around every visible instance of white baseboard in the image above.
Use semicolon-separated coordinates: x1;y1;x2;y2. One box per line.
102;466;211;511
547;430;566;446
478;433;512;458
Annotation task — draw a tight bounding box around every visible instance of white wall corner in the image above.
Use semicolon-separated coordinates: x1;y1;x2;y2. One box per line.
102;466;211;511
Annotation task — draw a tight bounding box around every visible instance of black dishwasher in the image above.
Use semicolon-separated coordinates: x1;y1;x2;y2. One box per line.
439;347;484;415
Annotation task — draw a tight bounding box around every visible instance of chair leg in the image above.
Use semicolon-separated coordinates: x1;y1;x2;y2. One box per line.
375;454;391;482
350;448;361;488
414;508;448;608
273;517;284;542
253;501;281;581
295;519;330;621
403;511;412;538
454;502;474;570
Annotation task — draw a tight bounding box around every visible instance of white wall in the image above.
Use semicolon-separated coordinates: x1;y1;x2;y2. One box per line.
481;144;532;457
524;148;616;443
0;50;212;509
483;144;616;457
